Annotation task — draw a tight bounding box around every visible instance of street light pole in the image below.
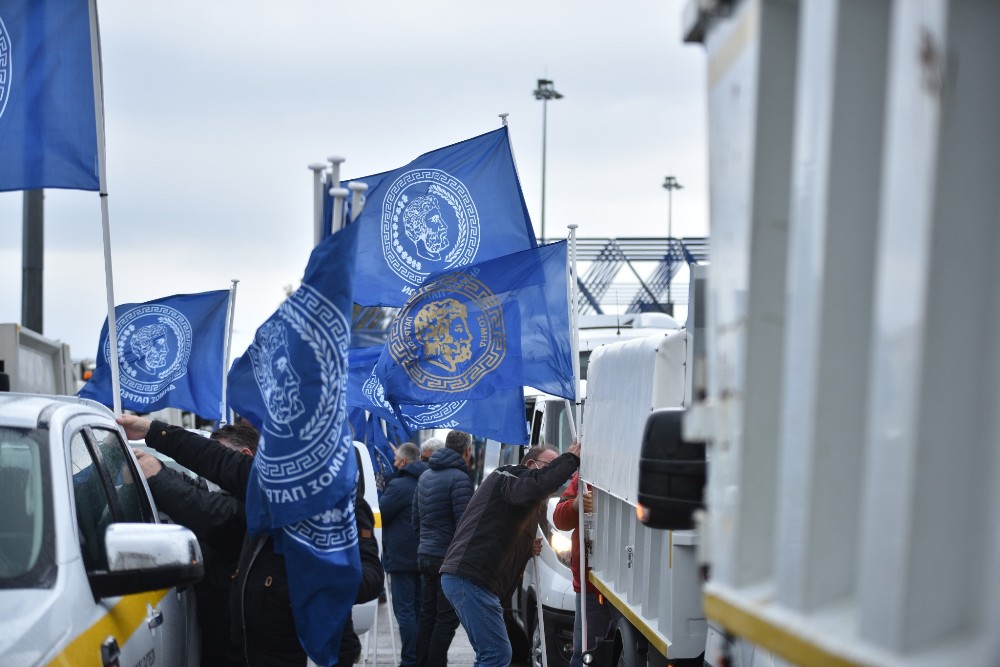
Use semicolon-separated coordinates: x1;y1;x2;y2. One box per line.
533;78;563;244
662;175;683;314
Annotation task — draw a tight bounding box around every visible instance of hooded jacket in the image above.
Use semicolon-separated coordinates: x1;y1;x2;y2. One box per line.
411;447;474;559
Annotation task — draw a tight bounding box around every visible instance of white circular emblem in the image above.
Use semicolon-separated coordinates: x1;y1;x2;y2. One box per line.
106;304;193;395
0;15;12;121
251;284;353;488
380;169;480;285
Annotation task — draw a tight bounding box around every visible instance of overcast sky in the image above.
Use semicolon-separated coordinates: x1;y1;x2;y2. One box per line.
0;0;708;361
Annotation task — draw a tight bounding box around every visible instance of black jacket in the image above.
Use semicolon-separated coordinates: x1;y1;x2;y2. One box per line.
380;460;428;573
146;467;244;666
440;452;579;599
146;422;382;666
412;448;474;558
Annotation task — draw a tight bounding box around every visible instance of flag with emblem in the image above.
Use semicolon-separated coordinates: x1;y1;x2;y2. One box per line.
375;240;574;408
327;126;537;307
349;345;529;444
227;221;361;666
0;0;101;192
78;290;229;419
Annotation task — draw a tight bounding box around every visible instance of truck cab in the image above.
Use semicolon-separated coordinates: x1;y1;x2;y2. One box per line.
0;393;204;666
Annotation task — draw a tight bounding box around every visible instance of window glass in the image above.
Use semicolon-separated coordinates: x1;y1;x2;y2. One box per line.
70;432;111;572
0;428;50;584
90;428;151;524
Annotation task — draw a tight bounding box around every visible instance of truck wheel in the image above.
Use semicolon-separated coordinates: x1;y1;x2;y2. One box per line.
615;617;641;667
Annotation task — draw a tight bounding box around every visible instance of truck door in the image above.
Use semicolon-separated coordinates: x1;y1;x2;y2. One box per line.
69;425;188;667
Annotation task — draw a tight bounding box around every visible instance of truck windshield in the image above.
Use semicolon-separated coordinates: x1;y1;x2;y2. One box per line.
0;427;54;589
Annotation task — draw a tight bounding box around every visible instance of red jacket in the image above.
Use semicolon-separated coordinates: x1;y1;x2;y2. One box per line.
552;472;597;594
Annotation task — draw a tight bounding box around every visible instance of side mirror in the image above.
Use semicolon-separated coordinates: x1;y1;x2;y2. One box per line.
89;523;204;599
636;408;706;530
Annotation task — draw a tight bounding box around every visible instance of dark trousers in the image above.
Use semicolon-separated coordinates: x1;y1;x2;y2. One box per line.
390;571;422;667
416;555;460;667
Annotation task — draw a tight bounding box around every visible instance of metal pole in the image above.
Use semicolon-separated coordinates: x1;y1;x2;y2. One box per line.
662;176;683;315
21;190;44;333
540;97;548;245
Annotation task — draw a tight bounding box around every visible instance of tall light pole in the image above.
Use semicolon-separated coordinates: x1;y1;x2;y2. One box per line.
662;175;683;314
533;78;562;244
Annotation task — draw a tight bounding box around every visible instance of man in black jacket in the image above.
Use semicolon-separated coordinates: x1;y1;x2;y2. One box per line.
440;441;580;667
411;430;474;666
119;415;383;667
133;420;260;667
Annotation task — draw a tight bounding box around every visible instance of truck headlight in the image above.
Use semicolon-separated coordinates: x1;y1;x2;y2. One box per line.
550;531;572;567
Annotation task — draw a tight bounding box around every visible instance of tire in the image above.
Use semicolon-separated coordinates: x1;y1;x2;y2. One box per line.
506;608;531;664
615;617;641;667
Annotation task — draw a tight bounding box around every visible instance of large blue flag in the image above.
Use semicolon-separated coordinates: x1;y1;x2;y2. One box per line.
375;240;574;404
350;345;529;444
0;0;100;192
227;222;361;666
78;290;229;419
327;127;537;306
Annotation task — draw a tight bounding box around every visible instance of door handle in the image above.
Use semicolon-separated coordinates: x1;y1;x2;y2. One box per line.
147;608;164;629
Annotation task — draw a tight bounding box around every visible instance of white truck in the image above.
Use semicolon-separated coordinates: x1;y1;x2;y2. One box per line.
0;324;76;395
676;0;1000;664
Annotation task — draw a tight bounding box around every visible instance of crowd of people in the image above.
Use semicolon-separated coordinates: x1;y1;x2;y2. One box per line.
127;415;595;667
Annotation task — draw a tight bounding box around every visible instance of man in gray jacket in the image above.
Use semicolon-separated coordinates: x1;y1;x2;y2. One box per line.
411;431;474;666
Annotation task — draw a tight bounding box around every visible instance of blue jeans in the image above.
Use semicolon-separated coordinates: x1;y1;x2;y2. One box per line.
389;571;422;667
440;573;511;667
571;590;614;667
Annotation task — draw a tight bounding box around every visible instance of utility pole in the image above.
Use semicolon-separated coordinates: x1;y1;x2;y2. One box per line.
533;78;563;244
662;175;683;315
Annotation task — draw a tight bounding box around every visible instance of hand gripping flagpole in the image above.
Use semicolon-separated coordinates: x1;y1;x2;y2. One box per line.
88;0;122;415
219;279;239;424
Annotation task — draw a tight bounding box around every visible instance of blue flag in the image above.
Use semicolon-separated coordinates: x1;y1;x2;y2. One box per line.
327;127;537;306
350;345;529;444
78;290;229;419
377;241;574;403
227;222;361;666
0;0;100;192
368;413;397;494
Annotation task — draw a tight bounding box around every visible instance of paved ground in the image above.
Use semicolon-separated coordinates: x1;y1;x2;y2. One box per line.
359;598;532;667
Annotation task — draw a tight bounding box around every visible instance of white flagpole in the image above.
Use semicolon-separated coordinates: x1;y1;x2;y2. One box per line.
87;0;122;415
219;279;239;424
309;162;327;247
348;181;368;223
329;187;349;234
566;223;590;654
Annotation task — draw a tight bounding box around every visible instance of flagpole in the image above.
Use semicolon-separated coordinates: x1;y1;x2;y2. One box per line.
330;187;348;234
566;223;590;653
87;0;123;415
220;279;239;424
348;182;369;223
309;162;327;247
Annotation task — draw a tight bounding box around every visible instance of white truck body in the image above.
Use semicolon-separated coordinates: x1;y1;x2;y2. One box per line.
583;331;704;661
685;0;1000;664
0;324;74;395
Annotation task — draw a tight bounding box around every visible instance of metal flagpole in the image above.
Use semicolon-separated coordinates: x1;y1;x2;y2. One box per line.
88;0;122;414
567;223;590;655
534;554;549;667
309;162;326;247
219;279;239;424
348;182;368;223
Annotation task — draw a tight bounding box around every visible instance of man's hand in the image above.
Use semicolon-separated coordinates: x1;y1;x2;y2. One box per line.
132;448;163;479
117;415;152;440
533;537;543;556
569;438;581;458
574;487;593;513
